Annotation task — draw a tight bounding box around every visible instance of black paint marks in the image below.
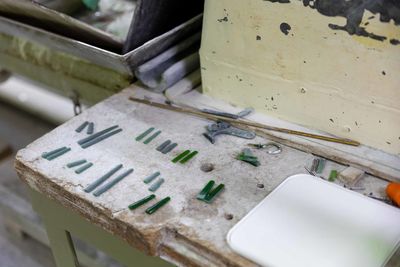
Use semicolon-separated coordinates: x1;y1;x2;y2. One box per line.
217;16;228;22
264;0;400;45
382;71;386;75
390;39;400;45
256;35;262;40
280;22;291;35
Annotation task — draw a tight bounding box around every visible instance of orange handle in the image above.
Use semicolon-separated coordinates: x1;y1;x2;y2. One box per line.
386;182;400;207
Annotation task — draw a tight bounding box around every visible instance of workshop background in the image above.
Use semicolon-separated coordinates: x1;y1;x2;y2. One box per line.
0;0;399;267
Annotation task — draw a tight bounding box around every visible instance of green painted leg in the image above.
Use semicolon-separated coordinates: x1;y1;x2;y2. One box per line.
29;189;174;267
43;226;79;267
30;190;79;267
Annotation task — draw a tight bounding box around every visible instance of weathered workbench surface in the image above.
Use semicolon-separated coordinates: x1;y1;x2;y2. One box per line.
15;86;391;267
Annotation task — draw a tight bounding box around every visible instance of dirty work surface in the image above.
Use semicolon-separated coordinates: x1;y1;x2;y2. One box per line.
15;88;392;267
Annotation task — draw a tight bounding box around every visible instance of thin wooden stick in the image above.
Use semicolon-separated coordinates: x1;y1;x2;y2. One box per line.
129;97;360;146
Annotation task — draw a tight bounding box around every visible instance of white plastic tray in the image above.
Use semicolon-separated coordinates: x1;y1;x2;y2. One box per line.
227;174;400;267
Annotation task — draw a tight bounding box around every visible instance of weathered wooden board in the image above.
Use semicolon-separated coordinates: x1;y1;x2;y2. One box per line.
15;87;392;267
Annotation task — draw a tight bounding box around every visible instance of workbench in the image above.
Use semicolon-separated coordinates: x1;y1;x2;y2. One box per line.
15;85;397;267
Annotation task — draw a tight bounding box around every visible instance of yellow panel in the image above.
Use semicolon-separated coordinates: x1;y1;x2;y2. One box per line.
200;0;400;155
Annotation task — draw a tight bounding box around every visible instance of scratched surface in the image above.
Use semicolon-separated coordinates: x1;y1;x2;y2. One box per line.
15;87;390;267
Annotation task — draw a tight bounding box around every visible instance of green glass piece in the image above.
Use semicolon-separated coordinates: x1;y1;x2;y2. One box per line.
197;180;215;200
161;143;177;154
204;184;224;202
82;0;99;10
84;164;123;193
87;122;94;135
42;146;67;159
172;150;190;163
143;130;161;144
128;194;155;210
143;172;160;184
93;169;134;197
135;127;154;141
67;159;87;168
78;125;119;145
180;151;198;164
145;197;171;215
316;159;326;174
237;153;260;167
329;170;338;182
81;129;122;149
148;178;165;192
47;148;71;161
75;121;89;133
156;140;171;152
75;162;93;174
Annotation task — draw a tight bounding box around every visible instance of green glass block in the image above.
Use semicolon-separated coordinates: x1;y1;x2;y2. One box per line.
143;130;161;144
135;127;154;141
197;180;215;201
329;170;338;182
172;150;190;163
67;159;87;168
205;184;224;203
75;163;93;174
180;151;198;164
316;159;326;174
128;194;155;210
145;197;171;214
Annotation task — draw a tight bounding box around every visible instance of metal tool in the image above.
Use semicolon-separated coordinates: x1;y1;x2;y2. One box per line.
248;142;282;154
204;121;256;144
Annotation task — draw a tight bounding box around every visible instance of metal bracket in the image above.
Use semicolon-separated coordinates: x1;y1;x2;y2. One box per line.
203;121;256;144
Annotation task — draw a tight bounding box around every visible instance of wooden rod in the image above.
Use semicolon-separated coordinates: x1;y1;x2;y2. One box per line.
129;97;360;146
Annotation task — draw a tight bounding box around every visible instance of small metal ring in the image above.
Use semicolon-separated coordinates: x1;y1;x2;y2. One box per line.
264;143;282;154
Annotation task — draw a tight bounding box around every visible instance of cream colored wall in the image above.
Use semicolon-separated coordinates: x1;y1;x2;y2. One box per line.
200;0;400;155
